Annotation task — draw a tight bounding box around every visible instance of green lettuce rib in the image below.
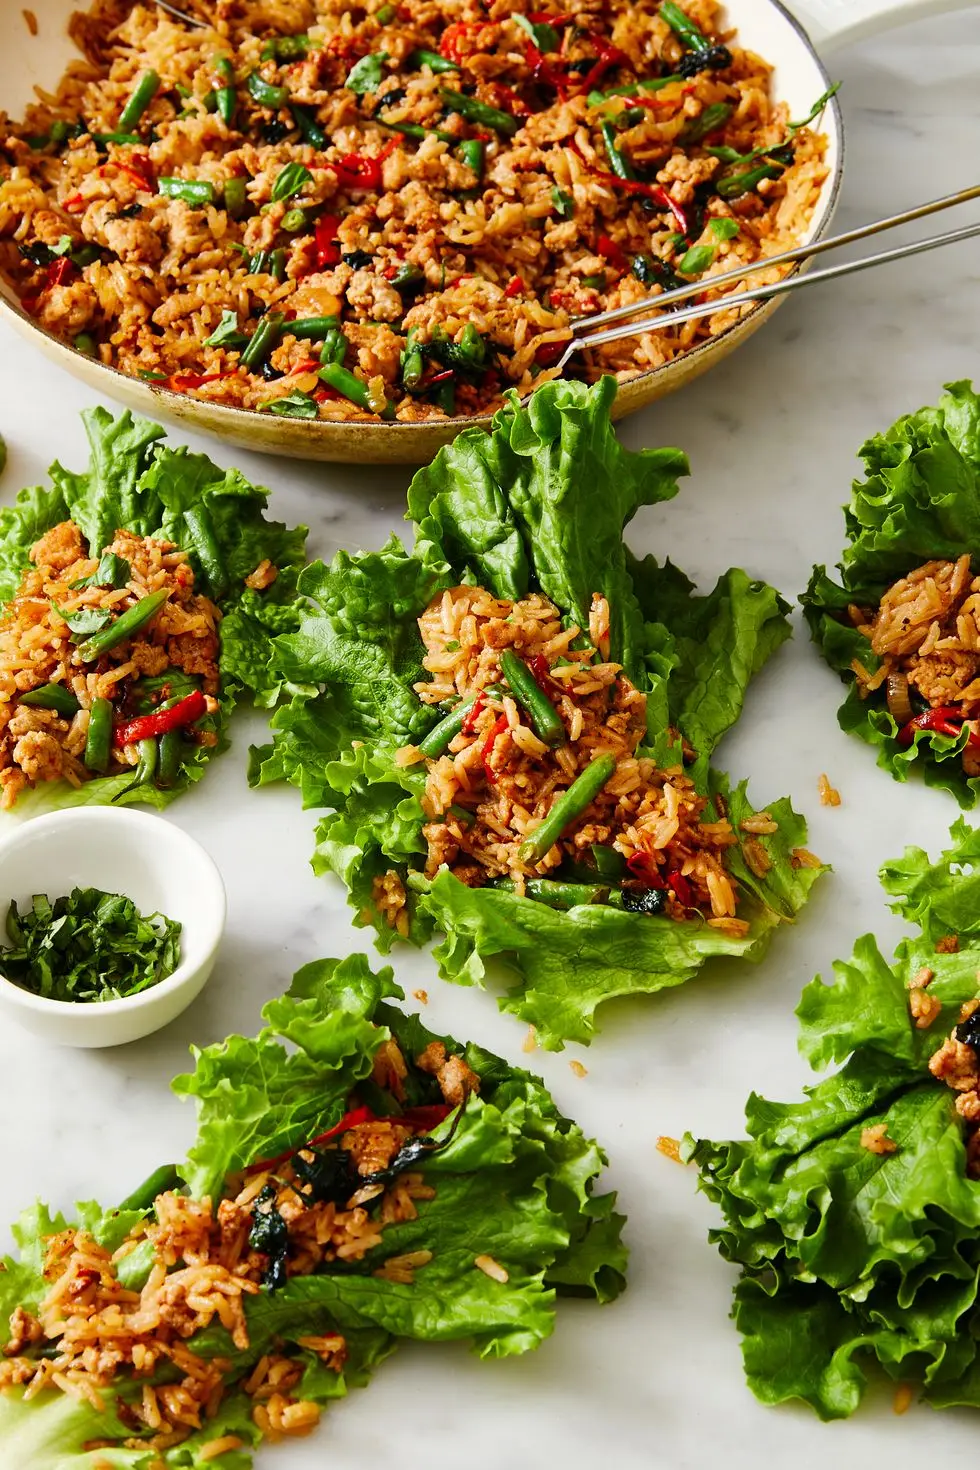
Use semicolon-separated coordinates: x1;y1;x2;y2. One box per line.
803;379;980;806
0;954;625;1467
251;377;825;1047
687;818;980;1420
0;407;307;817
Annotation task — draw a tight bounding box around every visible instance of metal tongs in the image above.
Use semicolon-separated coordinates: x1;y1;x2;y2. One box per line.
555;185;980;370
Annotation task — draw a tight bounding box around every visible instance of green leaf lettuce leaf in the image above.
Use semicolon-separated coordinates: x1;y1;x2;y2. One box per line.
0;953;625;1466
803;379;980;806
685;818;980;1420
251;378;823;1047
0;407;307;819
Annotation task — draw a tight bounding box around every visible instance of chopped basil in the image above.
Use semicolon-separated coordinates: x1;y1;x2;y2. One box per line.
205;309;248;347
551;186;574;219
678;244;715;275
513;12;559;51
52;604;114;638
345;51;389;94
262;391;319;418
73;552;131;590
1;888;182;1004
271;162;313;201
708;218;739;241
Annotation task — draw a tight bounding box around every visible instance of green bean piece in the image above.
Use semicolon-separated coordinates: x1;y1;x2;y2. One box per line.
241;310;285;369
591;843;627;879
260;34;310;61
201;90;218;114
518;753;617;863
157;178;216;206
90;131;142;146
588;75;683;106
319;327;348;366
448;803;475;827
182;505;228;599
117;1163;181;1214
435;378;456;415
499;649;564;747
19;684;80;716
119;70;160;131
223;176;247;218
247;73;290;109
438;88;519;137
716;163;784;199
418;696;480;758
318;361;394;417
492;878;618;910
281;207;306;232
156;729;184;788
681;101;732;143
290;105;326;147
409;47;459;73
379;119;457;143
600;120;635;180
247;249;268;274
83;697;113;774
50;119;71;144
659;0;708;51
73;332;97;356
75;588;170;662
290;315;339;341
268;247;287;281
458;137;484;177
214;57;237;126
401;328;424;390
114;736;158;798
375;3;396;20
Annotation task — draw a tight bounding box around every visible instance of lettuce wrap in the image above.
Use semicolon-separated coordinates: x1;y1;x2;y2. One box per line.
0;407;306;815
803;380;980;806
0;953;625;1468
686;819;980;1420
251;377;824;1049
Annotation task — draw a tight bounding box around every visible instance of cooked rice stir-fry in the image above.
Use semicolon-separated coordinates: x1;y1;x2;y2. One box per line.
394;584;752;932
0;0;829;422
0;1036;479;1454
0;518;225;807
849;555;980;774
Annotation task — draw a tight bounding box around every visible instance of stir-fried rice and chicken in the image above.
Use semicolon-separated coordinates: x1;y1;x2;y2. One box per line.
0;1037;479;1455
0;518;230;807
0;0;829;422
393;584;765;932
849;555;980;775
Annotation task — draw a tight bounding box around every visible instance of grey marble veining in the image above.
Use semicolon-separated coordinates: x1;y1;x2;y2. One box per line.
1;9;980;1466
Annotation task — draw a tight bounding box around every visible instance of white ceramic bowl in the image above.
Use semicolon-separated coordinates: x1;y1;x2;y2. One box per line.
0;808;225;1047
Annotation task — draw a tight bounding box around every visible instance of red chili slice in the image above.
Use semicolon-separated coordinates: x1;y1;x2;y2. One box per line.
114;689;208;748
45;256;77;289
163;370;237;393
504;275;526;298
481;713;509;783
534;338;568;367
528;654;572;702
626;850;667;887
330;154;383;191
897;706;980;749
597;233;628;271
461;693;488;734
247;1104;376;1175
667;869;694;908
313;213;342;269
579;39;627;96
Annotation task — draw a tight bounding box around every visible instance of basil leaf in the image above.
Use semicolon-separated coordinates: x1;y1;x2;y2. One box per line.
271;162;313;202
678;244;714;275
205;308;247;347
344;51;389;95
53;604;114;638
513;13;559;51
708;218;739;241
73;551;131;590
263;391;319;419
551;186;574;219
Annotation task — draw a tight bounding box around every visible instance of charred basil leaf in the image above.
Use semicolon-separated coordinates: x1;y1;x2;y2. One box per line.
248;1184;290;1290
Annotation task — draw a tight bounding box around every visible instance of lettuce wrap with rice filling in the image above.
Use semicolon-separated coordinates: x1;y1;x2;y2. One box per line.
804;380;980;807
685;818;980;1420
250;378;824;1049
0;952;625;1468
0;406;306;816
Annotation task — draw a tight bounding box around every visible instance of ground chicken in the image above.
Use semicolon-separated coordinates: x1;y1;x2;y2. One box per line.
29;210;77;248
909;987;942;1029
345;269;404;323
860;1124;897;1155
36;279;98;334
4;1308;42;1357
12;729;64;782
102;215;162;265
929;1037;980;1091
130;641;171;676
30;520;85;571
166;631;220;691
415;1041;481;1107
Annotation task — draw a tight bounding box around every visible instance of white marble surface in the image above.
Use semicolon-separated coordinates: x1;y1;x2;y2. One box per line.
2;8;980;1466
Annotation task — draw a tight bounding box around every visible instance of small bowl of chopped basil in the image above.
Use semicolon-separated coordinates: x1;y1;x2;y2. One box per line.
0;808;225;1046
